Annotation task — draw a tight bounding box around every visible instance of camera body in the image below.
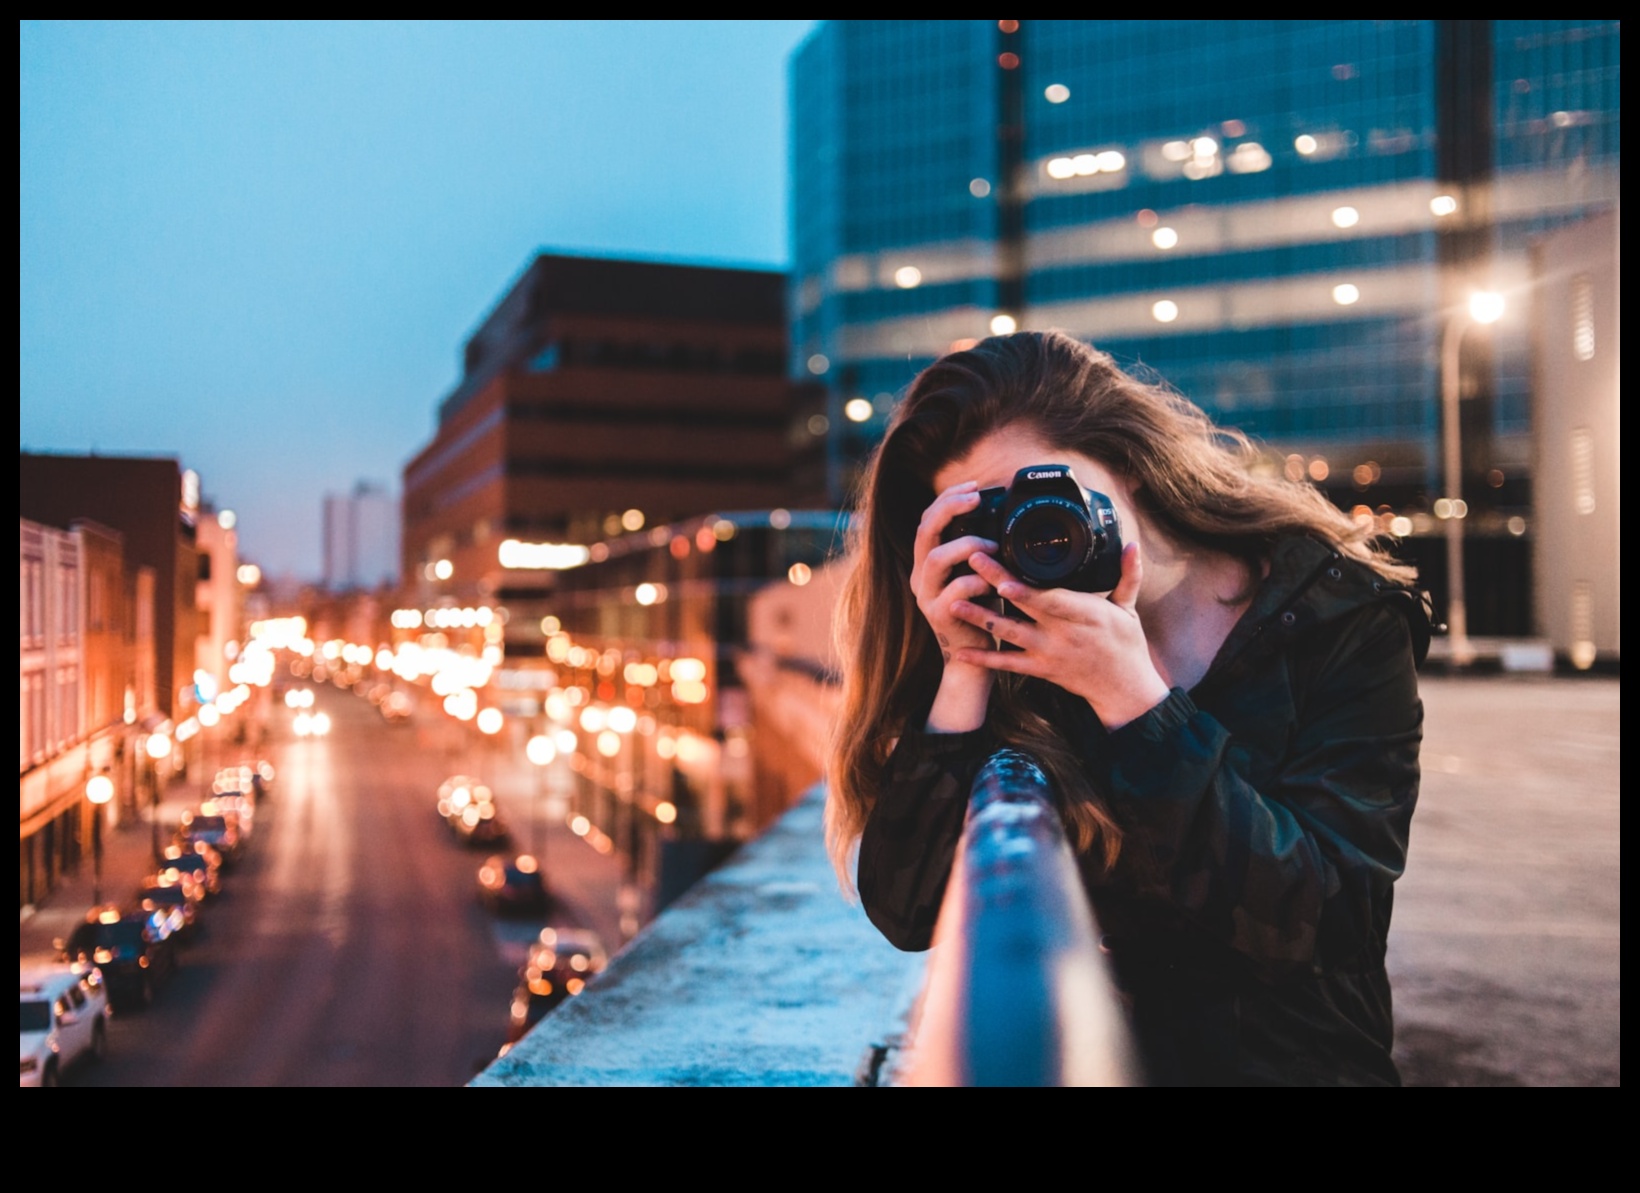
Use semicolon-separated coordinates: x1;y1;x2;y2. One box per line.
942;464;1124;593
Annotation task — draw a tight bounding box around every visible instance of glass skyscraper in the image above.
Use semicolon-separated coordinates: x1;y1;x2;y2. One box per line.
790;20;1619;634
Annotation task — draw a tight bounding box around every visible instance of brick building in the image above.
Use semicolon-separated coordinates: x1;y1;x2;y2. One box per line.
401;253;823;657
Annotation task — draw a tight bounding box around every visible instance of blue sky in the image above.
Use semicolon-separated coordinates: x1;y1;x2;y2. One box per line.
20;20;817;578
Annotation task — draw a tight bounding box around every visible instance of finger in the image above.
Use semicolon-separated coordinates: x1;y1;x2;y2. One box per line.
966;553;1089;622
940;573;996;604
950;646;1043;677
913;483;981;561
921;536;998;586
950;599;1042;649
1109;541;1142;612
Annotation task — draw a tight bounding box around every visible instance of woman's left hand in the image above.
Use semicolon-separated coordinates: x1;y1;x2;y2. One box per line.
948;541;1172;731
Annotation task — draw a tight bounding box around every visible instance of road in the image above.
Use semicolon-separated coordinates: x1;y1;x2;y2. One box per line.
61;687;623;1086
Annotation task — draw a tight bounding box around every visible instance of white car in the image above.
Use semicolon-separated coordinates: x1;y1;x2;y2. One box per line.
20;965;110;1087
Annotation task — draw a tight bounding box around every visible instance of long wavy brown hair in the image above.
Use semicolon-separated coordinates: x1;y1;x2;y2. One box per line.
825;329;1416;891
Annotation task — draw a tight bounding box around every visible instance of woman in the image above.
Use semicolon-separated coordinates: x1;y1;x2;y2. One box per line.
828;330;1431;1086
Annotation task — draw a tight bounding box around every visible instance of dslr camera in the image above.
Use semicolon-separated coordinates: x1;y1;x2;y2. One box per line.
942;464;1123;593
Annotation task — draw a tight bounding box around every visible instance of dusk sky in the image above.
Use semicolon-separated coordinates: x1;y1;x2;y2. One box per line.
20;20;818;579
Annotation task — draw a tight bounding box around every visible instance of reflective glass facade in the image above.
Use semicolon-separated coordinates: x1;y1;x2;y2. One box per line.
790;20;1620;527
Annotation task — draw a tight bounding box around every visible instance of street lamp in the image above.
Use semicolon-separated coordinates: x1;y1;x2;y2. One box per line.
86;773;114;904
1439;290;1505;668
145;731;173;864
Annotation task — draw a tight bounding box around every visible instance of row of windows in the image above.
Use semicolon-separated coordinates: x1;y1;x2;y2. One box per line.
528;339;786;377
19;668;79;772
18;561;80;649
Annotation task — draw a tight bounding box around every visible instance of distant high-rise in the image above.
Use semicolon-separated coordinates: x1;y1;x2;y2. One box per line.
323;481;399;592
790;20;1621;635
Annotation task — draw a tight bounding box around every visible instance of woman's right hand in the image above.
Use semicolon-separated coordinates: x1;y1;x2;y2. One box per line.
909;481;998;731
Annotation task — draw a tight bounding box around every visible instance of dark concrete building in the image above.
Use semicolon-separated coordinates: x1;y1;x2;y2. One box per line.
402;252;824;654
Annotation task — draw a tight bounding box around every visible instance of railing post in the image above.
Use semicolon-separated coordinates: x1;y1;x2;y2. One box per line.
904;749;1136;1086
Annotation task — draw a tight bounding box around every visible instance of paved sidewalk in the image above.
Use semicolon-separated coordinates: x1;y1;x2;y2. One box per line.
1387;674;1620;1086
20;786;203;962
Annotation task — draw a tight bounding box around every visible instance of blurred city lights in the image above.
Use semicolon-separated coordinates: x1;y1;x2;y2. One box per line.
1332;283;1361;305
477;708;504;735
236;564;262;586
433;559;454;581
607;706;637;734
990;314;1018;335
788;562;813;586
635;583;660;606
807;414;830;435
894;265;923;289
596;731;621;757
1430;194;1459;217
1044;83;1070;103
969;178;991;198
1294;134;1318;155
844;397;873;422
1151;226;1178;250
1152;300;1179;323
655;801;678;825
86;775;114;805
807;353;829;375
1332;205;1360;228
218;509;237;530
1390;516;1414;538
621;509;645;532
769;509;792;530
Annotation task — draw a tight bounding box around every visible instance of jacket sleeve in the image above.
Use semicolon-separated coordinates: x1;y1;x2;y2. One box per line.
1098;601;1422;979
856;724;996;952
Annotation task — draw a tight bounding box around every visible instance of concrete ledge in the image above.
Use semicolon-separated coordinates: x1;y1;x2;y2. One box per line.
472;783;926;1087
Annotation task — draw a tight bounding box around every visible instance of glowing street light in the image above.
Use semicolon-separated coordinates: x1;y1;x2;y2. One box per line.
1439;290;1506;668
86;773;115;904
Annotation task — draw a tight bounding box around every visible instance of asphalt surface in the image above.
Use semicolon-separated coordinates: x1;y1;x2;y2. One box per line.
1386;674;1620;1086
21;687;625;1086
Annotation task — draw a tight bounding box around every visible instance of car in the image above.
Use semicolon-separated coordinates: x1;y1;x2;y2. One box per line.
136;876;201;940
20;965;110;1087
176;808;243;867
506;927;609;1042
477;854;550;918
157;843;222;898
55;905;181;1011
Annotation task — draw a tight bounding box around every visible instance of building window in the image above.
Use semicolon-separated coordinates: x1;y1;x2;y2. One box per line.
1570;427;1596;516
198;553;213;582
1571;274;1595;362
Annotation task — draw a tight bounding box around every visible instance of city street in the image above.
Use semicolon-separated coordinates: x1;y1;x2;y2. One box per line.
20;688;625;1086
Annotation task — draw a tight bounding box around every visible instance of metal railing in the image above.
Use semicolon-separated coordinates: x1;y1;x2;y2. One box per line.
903;749;1137;1086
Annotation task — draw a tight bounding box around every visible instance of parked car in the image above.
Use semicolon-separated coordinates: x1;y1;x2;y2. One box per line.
158;844;222;898
176;809;243;867
136;877;201;940
55;905;180;1011
477;854;550;918
506;927;608;1042
20;965;110;1087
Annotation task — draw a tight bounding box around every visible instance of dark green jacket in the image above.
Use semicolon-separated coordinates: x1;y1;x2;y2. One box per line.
858;536;1431;1086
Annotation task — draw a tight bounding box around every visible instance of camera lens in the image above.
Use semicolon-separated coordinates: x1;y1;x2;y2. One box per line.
1005;499;1091;585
